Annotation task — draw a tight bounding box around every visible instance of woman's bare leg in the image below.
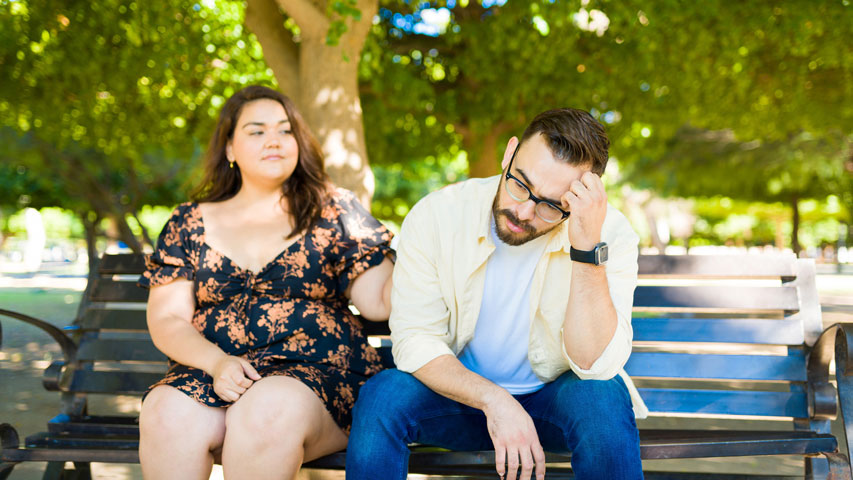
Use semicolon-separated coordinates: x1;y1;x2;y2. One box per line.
222;376;348;480
139;386;226;480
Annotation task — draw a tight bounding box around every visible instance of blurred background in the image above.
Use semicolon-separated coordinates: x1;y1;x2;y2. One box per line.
1;0;851;478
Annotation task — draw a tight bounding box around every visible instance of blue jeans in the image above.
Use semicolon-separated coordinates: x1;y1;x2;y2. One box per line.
346;368;643;479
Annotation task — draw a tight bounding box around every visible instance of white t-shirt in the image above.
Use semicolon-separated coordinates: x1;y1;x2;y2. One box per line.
458;218;549;394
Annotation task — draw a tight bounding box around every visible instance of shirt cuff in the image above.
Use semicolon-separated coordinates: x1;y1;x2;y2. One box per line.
391;334;456;373
561;321;631;380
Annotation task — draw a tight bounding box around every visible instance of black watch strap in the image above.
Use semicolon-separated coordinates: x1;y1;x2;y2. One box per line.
570;242;608;265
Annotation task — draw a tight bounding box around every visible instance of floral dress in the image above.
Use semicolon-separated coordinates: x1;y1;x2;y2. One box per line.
138;188;393;433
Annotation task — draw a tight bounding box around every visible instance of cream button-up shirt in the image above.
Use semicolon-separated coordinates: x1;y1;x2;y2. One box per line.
389;175;648;418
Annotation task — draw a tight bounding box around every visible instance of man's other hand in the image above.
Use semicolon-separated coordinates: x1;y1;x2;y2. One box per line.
483;391;546;480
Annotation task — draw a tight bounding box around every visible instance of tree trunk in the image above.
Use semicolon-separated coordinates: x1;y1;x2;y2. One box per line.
463;123;512;178
300;39;375;206
774;217;785;250
133;212;153;249
246;0;379;206
791;197;801;256
82;212;99;279
244;0;300;101
109;214;143;254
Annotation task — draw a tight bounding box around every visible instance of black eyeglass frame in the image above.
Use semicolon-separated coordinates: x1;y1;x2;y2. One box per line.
504;144;571;223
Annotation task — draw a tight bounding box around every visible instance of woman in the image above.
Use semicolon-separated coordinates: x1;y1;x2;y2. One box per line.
138;85;394;479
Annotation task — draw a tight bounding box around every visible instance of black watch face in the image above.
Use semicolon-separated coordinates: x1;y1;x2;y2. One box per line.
596;244;609;264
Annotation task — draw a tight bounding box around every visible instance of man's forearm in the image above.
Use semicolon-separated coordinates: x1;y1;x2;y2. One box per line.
412;354;512;412
562;263;618;369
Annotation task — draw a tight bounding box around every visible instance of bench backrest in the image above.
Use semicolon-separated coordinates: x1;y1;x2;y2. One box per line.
629;255;821;424
63;253;822;425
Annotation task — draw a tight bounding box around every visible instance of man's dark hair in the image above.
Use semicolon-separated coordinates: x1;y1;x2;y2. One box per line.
520;108;610;175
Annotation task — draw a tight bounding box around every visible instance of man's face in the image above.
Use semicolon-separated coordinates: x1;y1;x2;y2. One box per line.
492;133;592;246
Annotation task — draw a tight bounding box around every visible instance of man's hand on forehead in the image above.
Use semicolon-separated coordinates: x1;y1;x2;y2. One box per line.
561;171;607;251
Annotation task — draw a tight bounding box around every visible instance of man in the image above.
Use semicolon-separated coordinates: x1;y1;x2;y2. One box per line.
347;108;647;480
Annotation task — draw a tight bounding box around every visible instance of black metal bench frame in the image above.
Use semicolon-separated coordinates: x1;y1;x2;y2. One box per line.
2;253;853;479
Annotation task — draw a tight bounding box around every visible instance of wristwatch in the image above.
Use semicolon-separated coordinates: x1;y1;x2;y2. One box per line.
570;242;608;265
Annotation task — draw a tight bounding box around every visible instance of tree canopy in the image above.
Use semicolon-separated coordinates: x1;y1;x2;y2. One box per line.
0;0;274;250
0;0;850;251
361;0;852;239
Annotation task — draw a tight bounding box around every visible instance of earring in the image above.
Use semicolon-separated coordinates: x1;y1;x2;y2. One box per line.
228;158;235;169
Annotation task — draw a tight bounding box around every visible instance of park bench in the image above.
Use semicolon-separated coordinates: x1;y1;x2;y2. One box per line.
1;252;852;479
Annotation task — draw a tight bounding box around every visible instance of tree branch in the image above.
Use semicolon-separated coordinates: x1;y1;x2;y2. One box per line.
245;0;302;102
275;0;329;39
342;0;378;53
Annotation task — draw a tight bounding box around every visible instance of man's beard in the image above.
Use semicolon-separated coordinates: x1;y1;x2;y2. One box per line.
491;190;550;246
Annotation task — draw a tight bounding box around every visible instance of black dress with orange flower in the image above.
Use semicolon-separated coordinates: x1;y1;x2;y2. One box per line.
138;188;393;433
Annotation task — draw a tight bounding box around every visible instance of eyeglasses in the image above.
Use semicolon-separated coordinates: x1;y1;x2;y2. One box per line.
504;145;570;224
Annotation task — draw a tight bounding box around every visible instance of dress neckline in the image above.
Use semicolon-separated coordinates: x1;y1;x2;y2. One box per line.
192;202;307;276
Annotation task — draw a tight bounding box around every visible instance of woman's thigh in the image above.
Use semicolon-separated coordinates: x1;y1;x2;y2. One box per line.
224;375;348;461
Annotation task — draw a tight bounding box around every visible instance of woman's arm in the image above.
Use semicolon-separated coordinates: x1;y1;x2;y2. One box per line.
147;279;260;401
347;257;394;321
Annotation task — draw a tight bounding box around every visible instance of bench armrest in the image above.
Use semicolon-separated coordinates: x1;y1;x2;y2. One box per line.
0;308;77;365
0;424;19;450
809;323;853;469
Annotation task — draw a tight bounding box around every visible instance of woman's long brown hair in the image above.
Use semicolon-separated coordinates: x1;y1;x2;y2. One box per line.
192;85;329;238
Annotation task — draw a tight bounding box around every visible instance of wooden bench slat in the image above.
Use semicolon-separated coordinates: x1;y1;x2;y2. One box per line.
639;430;837;459
1;446;140;464
25;432;139;450
66;371;161;395
638;255;796;278
89;283;802;313
98;254;148;275
90;281;149;303
639;388;808;418
625;352;807;381
76;339;166;362
11;431;836;466
48;415;139;436
633;317;805;345
79;310;148;331
633;286;800;312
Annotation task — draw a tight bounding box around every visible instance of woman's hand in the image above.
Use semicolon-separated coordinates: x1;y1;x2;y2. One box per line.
210;355;261;402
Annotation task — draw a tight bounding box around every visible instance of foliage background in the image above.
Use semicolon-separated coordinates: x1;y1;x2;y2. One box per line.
0;0;850;256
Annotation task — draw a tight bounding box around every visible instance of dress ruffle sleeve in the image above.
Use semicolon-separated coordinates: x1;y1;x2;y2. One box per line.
139;203;197;289
332;189;394;295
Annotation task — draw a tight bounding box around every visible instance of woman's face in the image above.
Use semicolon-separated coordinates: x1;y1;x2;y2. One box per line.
226;98;299;188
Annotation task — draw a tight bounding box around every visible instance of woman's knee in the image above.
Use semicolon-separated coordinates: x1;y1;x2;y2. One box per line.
225;377;321;443
140;386;225;445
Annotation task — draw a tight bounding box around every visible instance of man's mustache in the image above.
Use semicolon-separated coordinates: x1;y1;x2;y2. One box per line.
499;209;535;233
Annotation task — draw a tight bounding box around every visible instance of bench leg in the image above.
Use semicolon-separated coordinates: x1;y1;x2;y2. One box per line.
0;461;18;480
0;423;19;480
807;452;853;480
823;452;853;480
42;461;91;480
